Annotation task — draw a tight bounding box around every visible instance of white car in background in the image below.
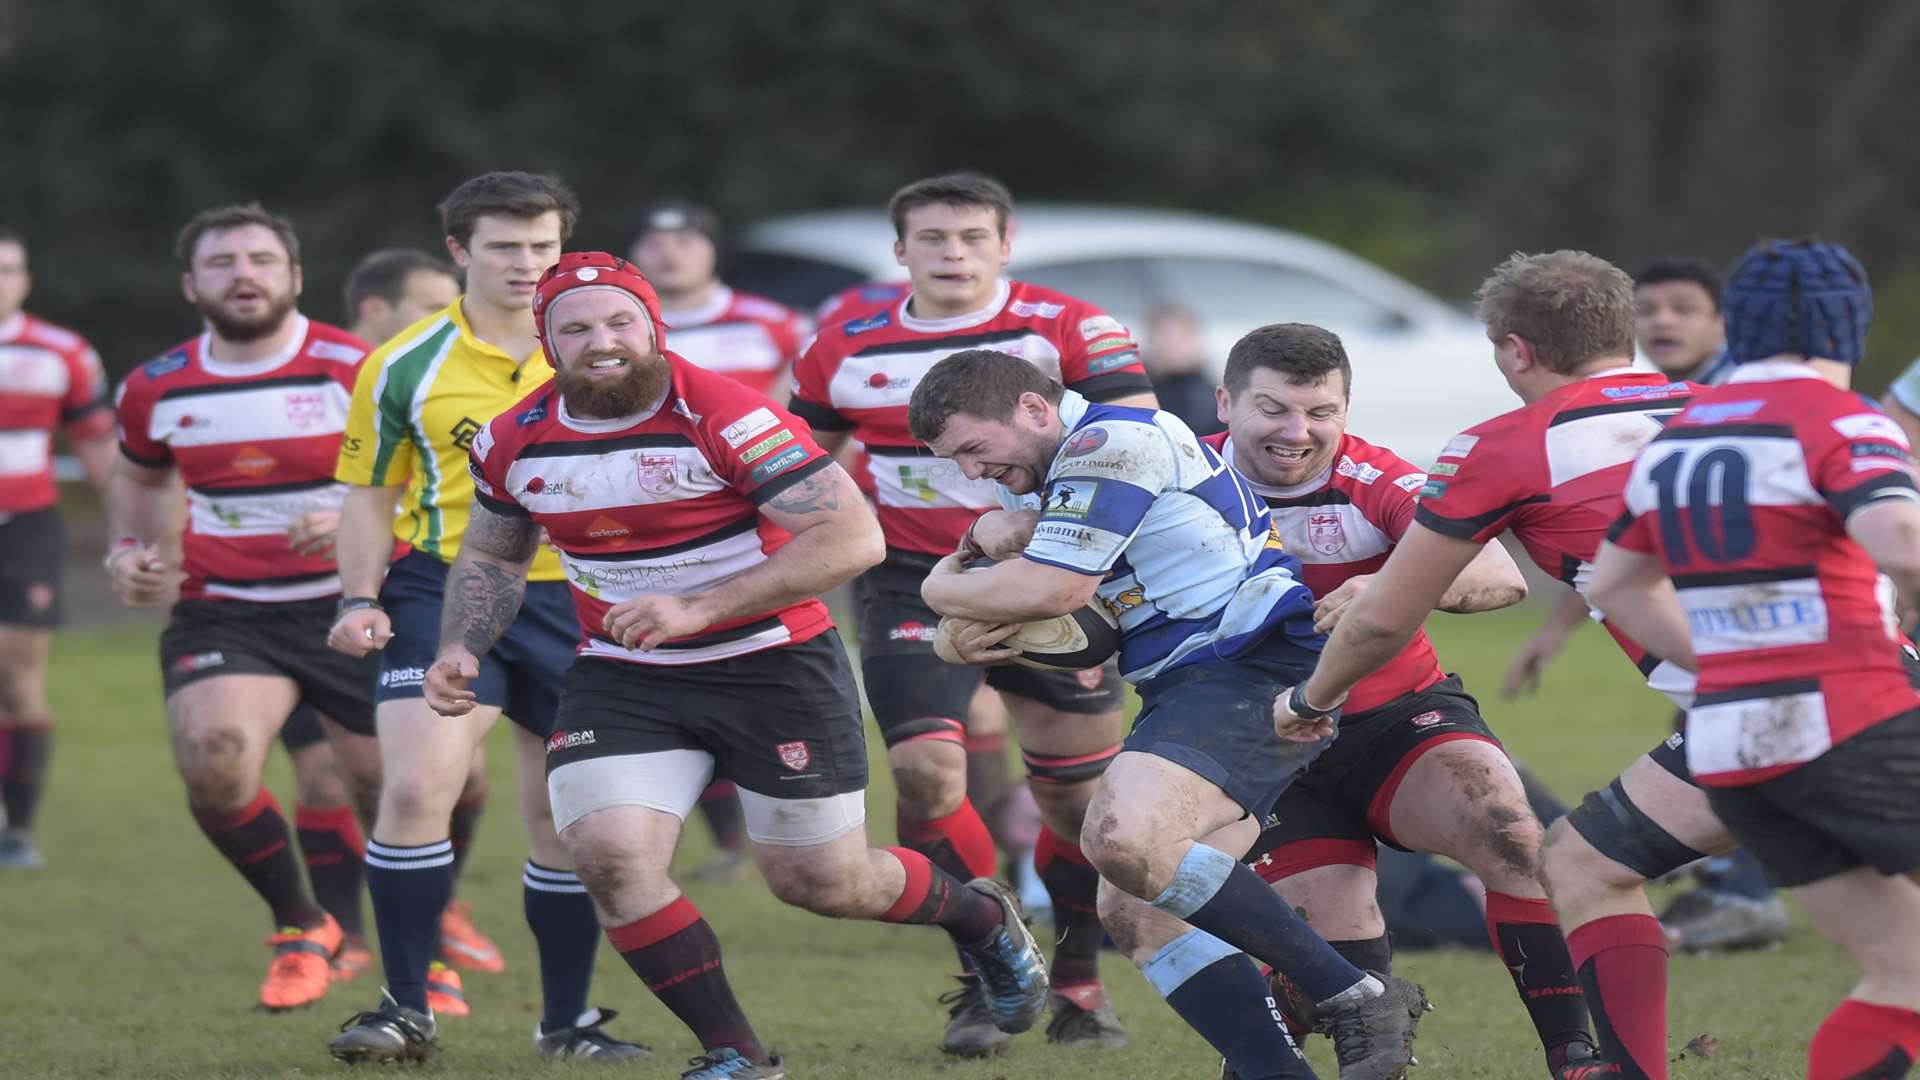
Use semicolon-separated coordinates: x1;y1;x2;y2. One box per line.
729;205;1510;463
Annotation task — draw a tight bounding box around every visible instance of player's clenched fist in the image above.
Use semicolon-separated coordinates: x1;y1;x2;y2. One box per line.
603;595;711;651
424;649;481;716
328;604;393;657
106;543;171;608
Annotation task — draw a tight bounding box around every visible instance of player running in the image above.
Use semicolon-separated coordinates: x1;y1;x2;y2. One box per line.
325;173;645;1063
1589;238;1920;1080
435;252;1051;1080
914;349;1427;1080
106;204;384;1010
0;226;116;869
1270;251;1721;1080
1190;323;1598;1078
789;174;1153;1054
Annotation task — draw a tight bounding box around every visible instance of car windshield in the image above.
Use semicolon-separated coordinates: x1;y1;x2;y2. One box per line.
1018;256;1409;338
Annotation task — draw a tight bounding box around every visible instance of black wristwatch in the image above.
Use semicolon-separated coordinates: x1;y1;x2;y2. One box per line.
1286;683;1340;720
335;596;384;619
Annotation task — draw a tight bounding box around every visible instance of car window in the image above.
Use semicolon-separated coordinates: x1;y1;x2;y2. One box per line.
1011;260;1157;331
1145;257;1410;335
723;252;867;311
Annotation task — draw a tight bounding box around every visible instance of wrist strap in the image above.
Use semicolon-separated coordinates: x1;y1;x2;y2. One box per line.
958;517;986;558
335;596;384;619
1289;683;1338;720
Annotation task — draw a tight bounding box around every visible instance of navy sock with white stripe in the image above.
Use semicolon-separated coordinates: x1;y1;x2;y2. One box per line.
365;838;455;1012
524;861;601;1032
1143;929;1317;1078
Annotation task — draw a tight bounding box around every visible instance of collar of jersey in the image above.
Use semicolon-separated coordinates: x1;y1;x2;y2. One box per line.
198;313;310;378
1218;433;1337;498
663;285;734;329
1723;359;1828;385
449;298;538;366
0;313;23;342
897;279;1011;334
1057;387;1091;432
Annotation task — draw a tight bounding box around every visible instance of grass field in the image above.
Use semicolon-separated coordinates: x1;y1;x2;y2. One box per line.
0;608;1844;1078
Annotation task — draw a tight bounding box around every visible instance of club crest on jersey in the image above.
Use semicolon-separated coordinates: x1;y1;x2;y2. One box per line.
1064;426;1109;457
776;740;811;771
1307;512;1346;555
284;391;325;429
637;454;678;496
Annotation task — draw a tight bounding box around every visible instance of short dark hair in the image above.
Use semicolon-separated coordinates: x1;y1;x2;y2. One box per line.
1223;323;1351;397
908;349;1062;443
1633;256;1722;311
1476;251;1636;374
887;173;1013;239
175;203;299;268
437;171;579;248
0;226;23;252
343;248;457;315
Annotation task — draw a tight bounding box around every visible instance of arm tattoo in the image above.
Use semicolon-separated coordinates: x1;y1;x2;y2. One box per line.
463;500;542;562
764;466;848;515
442;558;529;657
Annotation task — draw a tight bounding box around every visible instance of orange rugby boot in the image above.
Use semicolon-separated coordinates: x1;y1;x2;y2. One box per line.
329;933;374;983
438;899;505;974
260;914;343;1010
425;961;470;1017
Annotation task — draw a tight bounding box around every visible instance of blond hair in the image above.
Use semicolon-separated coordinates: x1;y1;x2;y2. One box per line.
1475;251;1635;373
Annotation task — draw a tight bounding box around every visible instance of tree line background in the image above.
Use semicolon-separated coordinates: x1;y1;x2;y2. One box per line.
5;0;1919;388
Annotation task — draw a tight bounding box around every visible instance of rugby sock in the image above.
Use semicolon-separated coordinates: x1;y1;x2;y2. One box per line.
879;846;1008;945
192;789;325;930
963;731;1014;836
1034;826;1105;996
1485;892;1592;1067
0;723;51;832
1331;934;1393;975
523;862;600;1032
1143;930;1315;1079
1567;914;1668;1080
1150;842;1368;1004
1808;999;1920;1080
447;792;486;881
364;838;456;1013
608;895;766;1063
695;780;748;853
295;804;367;938
896;799;998;882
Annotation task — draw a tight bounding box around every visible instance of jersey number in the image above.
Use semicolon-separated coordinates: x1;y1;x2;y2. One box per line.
1648;447;1756;564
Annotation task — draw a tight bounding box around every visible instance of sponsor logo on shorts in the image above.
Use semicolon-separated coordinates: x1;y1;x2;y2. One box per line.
776;740;811;772
1074;668;1104;690
546;729;596;753
381;666;426;689
1666;731;1685;750
172;650;225;674
1064;426;1109;457
721;407;780;447
1009;299;1064;318
889;621;937;642
1409;709;1448;729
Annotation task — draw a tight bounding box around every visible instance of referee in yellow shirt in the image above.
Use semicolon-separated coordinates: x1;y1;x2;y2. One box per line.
325;172;647;1064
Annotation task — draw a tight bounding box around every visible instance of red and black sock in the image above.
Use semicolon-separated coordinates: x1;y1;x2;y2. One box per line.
1034;826;1104;996
879;846;1006;945
295;804;366;938
447;791;486;881
1486;892;1592;1069
608;896;766;1063
695;780;747;854
896;799;998;884
1567;914;1668;1080
1808;999;1920;1080
192;789;325;930
0;722;51;832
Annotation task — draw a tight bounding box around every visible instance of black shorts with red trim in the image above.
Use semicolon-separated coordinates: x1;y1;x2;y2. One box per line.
545;632;869;800
855;548;1123;747
159;597;377;736
0;506;65;629
1246;675;1500;881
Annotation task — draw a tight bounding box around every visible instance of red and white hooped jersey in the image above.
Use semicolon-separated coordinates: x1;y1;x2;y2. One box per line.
1414;369;1698;682
469;354;836;667
0;312;113;514
662;286;812;398
114;316;367;602
1207;430;1445;713
790;279;1153;555
1611;361;1920;786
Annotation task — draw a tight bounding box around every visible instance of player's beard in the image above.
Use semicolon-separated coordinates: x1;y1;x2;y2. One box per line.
557;348;670;420
197;285;298;343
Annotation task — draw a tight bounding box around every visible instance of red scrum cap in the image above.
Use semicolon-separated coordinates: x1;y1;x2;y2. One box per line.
532;251;667;361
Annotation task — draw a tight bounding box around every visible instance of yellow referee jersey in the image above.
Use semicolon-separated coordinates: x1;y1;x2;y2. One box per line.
336;299;565;580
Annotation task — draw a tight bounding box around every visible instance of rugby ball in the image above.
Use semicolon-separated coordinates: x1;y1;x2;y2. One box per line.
962;562;1121;671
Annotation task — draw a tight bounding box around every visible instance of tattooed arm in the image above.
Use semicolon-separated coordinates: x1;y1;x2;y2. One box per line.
424;499;542;715
602;462;884;649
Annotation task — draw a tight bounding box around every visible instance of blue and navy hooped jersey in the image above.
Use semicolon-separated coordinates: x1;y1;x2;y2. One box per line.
1004;391;1321;682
